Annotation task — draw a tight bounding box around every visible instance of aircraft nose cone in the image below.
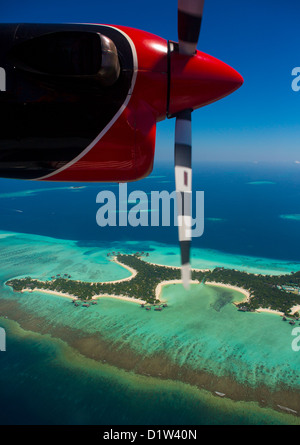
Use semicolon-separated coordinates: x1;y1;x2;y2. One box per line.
168;49;243;116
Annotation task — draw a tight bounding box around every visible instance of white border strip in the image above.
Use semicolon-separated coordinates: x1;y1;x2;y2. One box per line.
36;25;138;180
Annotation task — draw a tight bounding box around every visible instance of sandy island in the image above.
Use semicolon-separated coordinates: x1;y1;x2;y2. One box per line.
16;257;295;316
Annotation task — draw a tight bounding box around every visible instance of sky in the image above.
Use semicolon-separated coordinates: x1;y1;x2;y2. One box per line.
1;0;300;164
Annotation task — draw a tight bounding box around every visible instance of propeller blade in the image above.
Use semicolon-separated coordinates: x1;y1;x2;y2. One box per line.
178;0;205;55
175;109;192;289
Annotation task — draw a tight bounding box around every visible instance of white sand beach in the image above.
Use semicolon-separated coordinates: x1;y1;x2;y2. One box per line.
22;287;76;300
205;281;251;301
92;294;145;305
146;260;209;273
256;304;300;317
290;305;300;315
22;287;145;305
155;279;200;300
107;257;137;283
256;308;285;316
